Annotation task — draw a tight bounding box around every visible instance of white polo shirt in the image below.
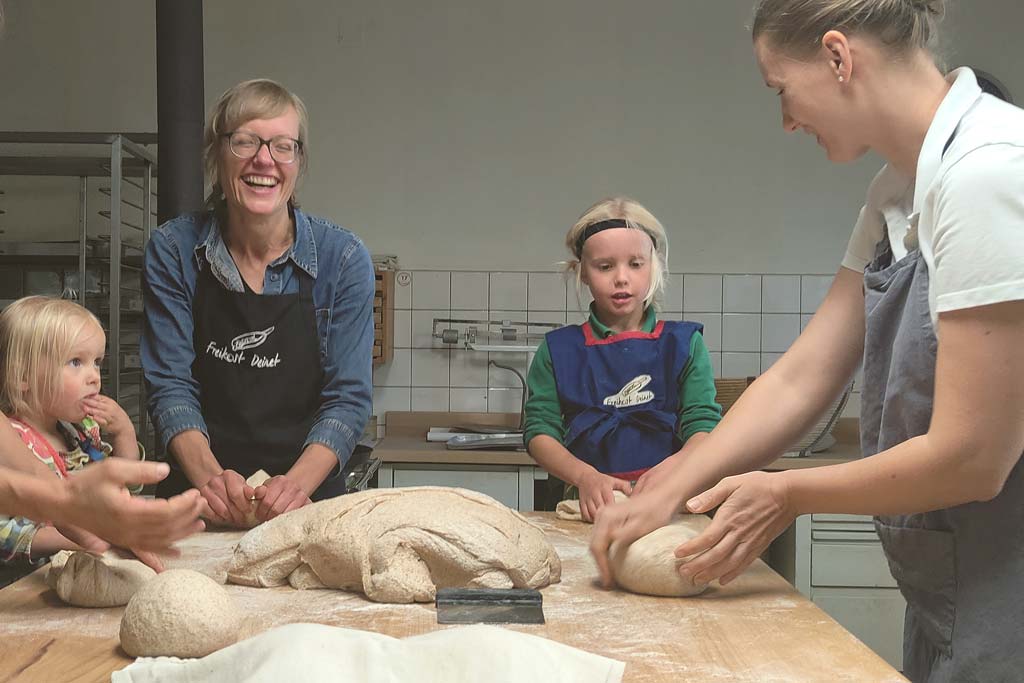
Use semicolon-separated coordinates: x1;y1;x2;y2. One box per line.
841;67;1024;327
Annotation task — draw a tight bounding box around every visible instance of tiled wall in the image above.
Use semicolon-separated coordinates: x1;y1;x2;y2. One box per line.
372;271;861;436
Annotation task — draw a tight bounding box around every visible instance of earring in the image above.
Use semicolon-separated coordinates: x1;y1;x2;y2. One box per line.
838;75;845;83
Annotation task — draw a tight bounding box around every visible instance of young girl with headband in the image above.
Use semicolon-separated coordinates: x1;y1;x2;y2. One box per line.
524;197;721;522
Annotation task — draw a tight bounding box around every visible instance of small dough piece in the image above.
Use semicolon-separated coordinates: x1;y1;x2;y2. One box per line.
46;550;156;607
609;517;709;597
241;469;272;527
555;490;628;522
120;569;242;658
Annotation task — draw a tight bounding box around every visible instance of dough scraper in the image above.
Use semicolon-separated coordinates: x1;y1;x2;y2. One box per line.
435;587;545;624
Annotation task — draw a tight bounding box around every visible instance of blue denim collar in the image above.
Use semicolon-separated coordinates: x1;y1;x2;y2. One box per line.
193;209;319;290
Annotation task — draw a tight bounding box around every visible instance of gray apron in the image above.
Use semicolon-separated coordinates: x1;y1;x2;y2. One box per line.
861;232;1024;682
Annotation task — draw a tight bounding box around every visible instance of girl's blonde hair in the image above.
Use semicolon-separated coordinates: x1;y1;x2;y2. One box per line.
751;0;945;59
563;197;669;311
203;78;310;212
0;297;103;419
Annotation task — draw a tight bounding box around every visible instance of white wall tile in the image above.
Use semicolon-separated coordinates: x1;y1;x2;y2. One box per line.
659;273;684;313
412;309;451;348
412;271;451;310
489;272;528;310
450;349;490;387
801;275;832;314
724;275;761;313
722;352;761;378
450;272;489;310
450;388;488;412
684;312;722;351
411;348;450;386
762;275;801;313
488;352;530;389
412;387;449;412
394;271;413;309
722;313;760;352
761;352;784;373
526;310;566;337
488;388;524;415
708;352;722;378
392;310;412;348
372;347;411;387
527;272;566;311
372;386;411;419
760;314;801;352
683;275;723;312
565;279;593;313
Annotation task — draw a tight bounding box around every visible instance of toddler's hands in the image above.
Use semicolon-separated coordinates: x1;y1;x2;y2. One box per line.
577;468;632;523
83;394;135;439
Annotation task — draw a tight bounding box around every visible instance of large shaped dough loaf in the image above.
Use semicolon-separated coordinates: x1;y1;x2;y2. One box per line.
226;486;561;603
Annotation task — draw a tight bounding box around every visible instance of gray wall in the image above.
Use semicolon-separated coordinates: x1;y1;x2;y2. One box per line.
0;0;1020;272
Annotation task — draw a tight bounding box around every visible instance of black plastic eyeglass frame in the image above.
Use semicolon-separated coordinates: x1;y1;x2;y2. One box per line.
222;132;303;163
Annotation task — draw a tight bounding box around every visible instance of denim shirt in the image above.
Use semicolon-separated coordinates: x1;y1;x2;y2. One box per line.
141;208;374;469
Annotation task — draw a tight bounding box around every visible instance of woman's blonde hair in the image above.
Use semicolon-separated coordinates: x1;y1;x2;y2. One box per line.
203;79;310;212
563;197;669;311
0;297;103;419
752;0;945;59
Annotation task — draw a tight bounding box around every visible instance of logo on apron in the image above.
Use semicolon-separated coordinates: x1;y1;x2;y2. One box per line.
231;326;276;351
205;325;282;368
603;375;655;408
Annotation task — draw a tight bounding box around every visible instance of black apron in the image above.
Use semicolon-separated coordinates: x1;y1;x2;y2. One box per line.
158;260;345;501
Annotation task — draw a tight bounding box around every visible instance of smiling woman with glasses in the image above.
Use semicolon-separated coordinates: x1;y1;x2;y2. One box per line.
140;79;374;529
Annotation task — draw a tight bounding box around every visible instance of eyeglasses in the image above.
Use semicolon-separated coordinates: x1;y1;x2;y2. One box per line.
223;132;303;164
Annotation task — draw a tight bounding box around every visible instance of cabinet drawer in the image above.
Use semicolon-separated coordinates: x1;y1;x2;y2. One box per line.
812;587;906;670
811;542;897;588
812;513;874;523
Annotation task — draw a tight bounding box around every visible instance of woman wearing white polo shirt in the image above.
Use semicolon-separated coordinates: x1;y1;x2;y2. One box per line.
590;1;1024;679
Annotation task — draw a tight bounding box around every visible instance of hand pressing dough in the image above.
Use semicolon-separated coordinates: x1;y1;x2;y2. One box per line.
555;490;629;522
609;516;709;597
46;550;156;607
227;486;561;603
203;470;271;529
120;569;242;658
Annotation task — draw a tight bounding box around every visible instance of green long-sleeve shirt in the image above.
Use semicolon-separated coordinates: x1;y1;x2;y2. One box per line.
524;307;722;449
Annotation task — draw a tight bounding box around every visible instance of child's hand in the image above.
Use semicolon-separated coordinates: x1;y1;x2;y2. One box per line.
577;469;632;523
83;394;135;439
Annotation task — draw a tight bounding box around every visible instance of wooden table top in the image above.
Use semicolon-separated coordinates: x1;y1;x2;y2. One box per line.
0;513;904;683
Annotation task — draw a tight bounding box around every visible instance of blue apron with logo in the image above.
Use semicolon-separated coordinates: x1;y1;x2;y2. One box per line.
547;320;701;477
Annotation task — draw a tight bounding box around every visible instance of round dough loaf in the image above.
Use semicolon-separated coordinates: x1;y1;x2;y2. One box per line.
120;569;242;658
609;518;709;597
46;550;156;607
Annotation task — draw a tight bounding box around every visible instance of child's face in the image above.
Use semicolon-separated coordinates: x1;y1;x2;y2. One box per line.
52;321;105;423
580;228;653;324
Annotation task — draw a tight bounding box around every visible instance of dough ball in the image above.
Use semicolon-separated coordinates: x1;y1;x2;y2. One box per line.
609;518;709;597
120;569;242;657
46;550;156;607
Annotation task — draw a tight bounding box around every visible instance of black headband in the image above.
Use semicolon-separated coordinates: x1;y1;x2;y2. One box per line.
574;219;657;258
